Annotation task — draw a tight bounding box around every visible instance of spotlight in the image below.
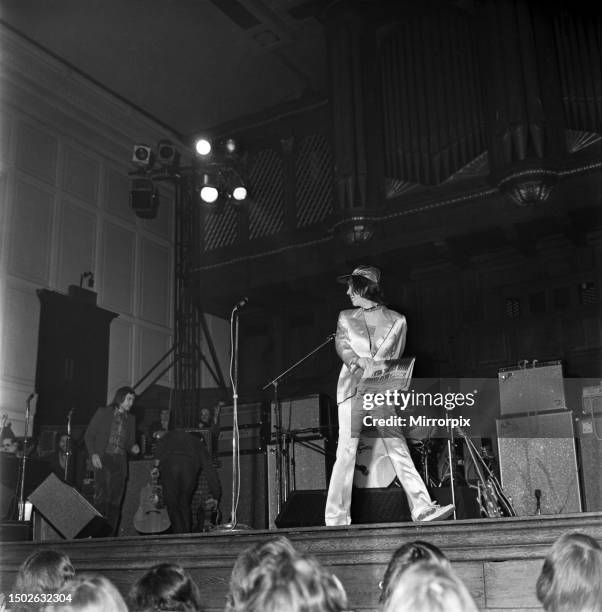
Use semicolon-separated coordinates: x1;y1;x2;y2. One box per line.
195;138;212;156
199;174;219;203
130;178;159;218
224;138;238;155
132;144;153;168
157;139;178;167
231;185;247;201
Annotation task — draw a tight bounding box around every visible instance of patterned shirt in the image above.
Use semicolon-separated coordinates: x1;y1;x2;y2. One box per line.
106;409;128;455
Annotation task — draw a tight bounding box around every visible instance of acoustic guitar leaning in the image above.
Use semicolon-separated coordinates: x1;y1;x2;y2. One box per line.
133;460;171;534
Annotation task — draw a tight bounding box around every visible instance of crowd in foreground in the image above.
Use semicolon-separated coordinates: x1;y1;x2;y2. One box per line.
2;530;600;612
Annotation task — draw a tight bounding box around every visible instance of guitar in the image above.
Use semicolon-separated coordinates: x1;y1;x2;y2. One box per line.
133;461;171;534
457;427;516;518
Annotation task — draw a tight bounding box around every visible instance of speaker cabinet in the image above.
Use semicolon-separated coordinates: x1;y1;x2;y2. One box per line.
577;415;602;511
428;486;480;519
34;290;117;429
217;451;267;529
28;473;111;539
218;402;267;454
271;394;334;489
274;487;412;528
0;521;31;542
275;490;326;527
272;394;334;437
267;395;335;527
498;361;566;416
496;411;581;516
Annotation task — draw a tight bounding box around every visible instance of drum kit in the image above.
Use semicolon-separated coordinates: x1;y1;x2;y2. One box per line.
351;415;494;490
351;419;515;518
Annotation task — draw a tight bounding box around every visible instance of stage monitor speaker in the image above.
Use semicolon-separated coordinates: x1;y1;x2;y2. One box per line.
28;473;111;539
428;486;480;519
351;487;411;523
218;451;267;529
274;487;412;527
0;521;31;541
576;415;602;511
498;361;566;416
496;411;581;516
275;490;326;527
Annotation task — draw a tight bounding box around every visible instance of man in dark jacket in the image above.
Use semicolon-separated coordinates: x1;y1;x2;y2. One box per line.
84;386;139;534
155;429;221;533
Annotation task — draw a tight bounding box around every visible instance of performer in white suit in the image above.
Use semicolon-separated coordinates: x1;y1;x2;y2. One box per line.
325;265;454;526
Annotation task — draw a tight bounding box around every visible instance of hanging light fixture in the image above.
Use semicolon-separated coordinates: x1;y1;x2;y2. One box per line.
231;185;247;201
195;138;212;157
199;173;219;204
498;169;558;207
332;216;376;245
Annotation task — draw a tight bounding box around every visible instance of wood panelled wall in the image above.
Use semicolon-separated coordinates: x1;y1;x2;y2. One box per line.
0;27;177;434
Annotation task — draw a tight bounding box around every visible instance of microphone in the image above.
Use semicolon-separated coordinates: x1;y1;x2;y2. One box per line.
234;297;249;309
27;393;35;402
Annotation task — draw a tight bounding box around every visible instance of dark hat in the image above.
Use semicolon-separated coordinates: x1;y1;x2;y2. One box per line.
337;265;381;285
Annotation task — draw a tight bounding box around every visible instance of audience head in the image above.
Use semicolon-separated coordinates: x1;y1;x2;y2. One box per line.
1;432;19;454
379;540;450;604
43;574;128;612
536;532;602;612
236;552;347;612
14;549;75;596
227;536;299;611
382;562;479;612
129;563;203;612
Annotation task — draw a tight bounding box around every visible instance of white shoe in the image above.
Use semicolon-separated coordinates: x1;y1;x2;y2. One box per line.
416;504;455;522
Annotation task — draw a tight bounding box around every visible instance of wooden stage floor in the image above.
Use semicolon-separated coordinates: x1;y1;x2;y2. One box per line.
1;512;601;612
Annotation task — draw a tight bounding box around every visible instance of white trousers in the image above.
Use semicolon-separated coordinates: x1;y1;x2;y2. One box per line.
325;397;434;525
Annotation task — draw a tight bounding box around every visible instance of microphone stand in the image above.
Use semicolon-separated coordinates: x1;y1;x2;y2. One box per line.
17;395;34;521
223;303;244;530
64;408;74;483
262;333;335;516
438;384;457;520
444;419;457;520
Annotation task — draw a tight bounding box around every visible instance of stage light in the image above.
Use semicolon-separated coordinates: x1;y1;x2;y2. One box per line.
157;139;178;167
130;178;159;218
199;174;219;203
224;138;238;155
195;138;212;156
232;185;247;201
200;185;219;203
132;144;153;167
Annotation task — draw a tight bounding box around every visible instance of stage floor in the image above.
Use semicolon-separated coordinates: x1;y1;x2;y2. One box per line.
1;512;601;611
